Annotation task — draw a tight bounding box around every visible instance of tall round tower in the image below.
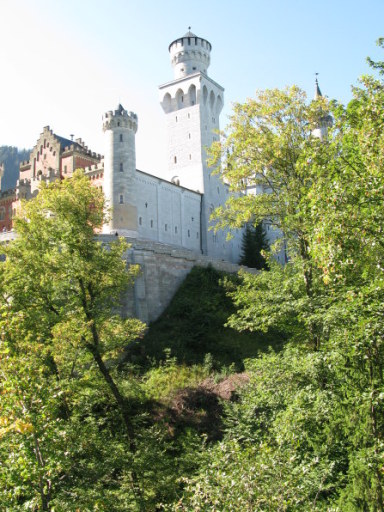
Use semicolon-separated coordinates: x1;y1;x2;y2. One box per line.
102;104;138;236
169;30;212;79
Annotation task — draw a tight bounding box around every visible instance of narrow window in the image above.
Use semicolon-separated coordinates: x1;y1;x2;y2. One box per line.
150;220;153;228
196;232;199;238
189;154;192;160
165;224;168;231
188;113;190;119
181;96;184;102
117;121;120;126
139;217;142;225
188;229;190;238
176;116;178;122
188;133;191;139
119;134;123;142
120;163;123;172
119;194;124;204
174;156;177;164
175;226;178;234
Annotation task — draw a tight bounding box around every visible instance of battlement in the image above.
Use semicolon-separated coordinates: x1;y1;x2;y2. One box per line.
103;104;138;133
62;143;102;160
169;31;211;79
0;188;16;199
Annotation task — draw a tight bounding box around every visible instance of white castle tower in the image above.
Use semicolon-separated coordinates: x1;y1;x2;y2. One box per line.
159;30;230;258
102;105;138;236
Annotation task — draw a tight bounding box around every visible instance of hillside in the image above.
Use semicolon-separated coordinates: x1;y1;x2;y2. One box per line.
137;265;284;370
0;146;30;190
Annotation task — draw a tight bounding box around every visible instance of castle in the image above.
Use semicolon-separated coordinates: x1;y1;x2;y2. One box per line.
0;30;245;264
0;31;330;322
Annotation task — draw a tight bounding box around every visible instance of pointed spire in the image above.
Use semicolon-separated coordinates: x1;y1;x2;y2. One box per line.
314;73;322;99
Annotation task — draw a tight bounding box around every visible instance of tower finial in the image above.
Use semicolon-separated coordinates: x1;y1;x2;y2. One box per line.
188;26;191;31
314;72;322;99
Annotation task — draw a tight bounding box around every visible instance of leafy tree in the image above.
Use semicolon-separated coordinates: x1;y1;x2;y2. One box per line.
175;347;348;511
239;222;269;269
184;40;384;511
209;86;333;350
0;170;147;510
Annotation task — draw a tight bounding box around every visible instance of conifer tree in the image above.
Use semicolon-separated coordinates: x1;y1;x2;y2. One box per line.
239;222;269;269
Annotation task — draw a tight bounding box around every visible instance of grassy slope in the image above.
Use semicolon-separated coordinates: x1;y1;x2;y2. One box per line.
139;265;284;371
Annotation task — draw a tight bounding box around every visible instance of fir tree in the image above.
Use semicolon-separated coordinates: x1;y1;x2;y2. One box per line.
239;222;269;269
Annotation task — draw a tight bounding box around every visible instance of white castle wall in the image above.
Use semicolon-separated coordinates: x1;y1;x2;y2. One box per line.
135;170;202;252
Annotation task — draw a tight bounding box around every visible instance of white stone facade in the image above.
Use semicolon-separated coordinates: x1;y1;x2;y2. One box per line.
101;30;244;263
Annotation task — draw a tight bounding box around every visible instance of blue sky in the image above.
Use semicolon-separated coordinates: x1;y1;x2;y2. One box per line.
1;0;383;174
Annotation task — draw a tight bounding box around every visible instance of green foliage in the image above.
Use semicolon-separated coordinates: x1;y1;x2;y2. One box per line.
0;171;150;510
141;265;284;369
239;222;269;269
142;351;209;401
175;347;347;511
173;40;384;511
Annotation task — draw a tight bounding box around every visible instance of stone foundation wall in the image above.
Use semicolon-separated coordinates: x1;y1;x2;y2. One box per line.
99;235;255;324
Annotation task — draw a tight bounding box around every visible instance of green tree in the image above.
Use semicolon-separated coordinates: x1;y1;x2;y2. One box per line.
239;222;269;269
0;170;146;510
307;40;384;509
181;41;384;511
209;86;332;350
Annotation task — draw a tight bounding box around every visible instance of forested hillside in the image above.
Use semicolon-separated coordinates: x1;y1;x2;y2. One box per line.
0;146;30;190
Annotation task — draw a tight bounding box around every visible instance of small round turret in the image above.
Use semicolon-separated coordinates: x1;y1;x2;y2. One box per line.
169;30;211;79
102;104;138;236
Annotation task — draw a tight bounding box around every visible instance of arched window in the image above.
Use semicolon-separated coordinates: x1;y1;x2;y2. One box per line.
162;93;172;113
188;84;196;106
202;85;208;105
176;88;184;109
210;90;215;110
